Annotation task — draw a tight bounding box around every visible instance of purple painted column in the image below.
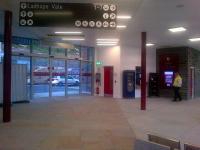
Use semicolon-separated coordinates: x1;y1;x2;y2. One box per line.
3;11;12;123
141;32;147;110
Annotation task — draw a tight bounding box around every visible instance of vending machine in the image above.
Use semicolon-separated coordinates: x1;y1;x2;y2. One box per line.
123;70;135;98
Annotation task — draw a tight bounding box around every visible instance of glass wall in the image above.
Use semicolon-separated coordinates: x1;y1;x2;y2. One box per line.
81;62;92;94
32;58;49;98
51;59;65;96
67;60;80;95
12;56;31;98
0;34;94;100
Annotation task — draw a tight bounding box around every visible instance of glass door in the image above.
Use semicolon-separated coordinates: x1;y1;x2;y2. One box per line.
81;62;92;94
32;58;49;98
67;60;80;95
51;59;66;97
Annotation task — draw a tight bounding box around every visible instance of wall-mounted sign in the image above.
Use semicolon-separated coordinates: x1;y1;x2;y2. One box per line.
19;2;117;29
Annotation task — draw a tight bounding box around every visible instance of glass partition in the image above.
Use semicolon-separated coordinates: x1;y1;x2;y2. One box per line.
67;60;80;95
51;59;65;96
51;47;65;56
67;46;80;59
12;44;30;53
32;58;49;98
32;44;49;55
12;56;31;99
81;62;92;94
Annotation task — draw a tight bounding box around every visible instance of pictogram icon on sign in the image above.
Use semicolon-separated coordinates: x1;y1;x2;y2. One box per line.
27;11;34;17
27;19;33;26
110;21;116;28
103;21;109;28
110;13;116;20
103;13;109;19
82;21;89;27
20;19;27;26
103;5;109;11
89;21;95;27
20;11;26;17
110;4;117;11
75;20;81;27
96;21;102;28
21;3;27;9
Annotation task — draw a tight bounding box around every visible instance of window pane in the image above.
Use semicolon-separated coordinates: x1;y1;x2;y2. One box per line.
67;46;80;59
52;59;65;97
32;58;49;98
12;56;31;99
12;44;30;53
67;60;80;95
51;47;65;56
81;62;92;94
32;44;49;54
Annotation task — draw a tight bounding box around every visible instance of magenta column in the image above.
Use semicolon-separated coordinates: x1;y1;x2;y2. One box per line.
3;11;12;123
141;32;147;110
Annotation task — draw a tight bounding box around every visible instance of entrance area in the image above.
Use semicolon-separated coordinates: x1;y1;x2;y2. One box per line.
3;40;94;100
104;66;113;97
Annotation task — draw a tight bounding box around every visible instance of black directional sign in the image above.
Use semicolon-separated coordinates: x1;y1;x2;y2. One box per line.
19;2;117;29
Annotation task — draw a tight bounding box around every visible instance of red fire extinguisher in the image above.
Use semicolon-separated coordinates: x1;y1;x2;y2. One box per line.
96;87;99;94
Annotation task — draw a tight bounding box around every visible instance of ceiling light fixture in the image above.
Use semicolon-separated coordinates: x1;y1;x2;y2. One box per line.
97;41;118;44
117;15;132;19
55;31;82;34
97;43;117;46
189;38;200;42
168;27;186;33
96;38;119;42
62;38;85;41
146;43;155;47
117;25;127;28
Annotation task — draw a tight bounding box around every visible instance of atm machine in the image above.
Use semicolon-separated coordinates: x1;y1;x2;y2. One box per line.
123;70;135;98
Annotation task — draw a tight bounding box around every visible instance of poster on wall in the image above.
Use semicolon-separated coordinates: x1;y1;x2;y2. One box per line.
19;2;117;29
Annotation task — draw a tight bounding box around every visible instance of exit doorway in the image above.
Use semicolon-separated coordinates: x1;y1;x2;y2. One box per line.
104;66;113;97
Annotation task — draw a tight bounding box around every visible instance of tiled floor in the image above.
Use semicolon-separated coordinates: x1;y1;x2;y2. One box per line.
0;97;135;150
0;96;200;150
118;97;200;148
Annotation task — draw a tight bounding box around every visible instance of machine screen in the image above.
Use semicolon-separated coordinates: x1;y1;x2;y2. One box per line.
164;71;174;87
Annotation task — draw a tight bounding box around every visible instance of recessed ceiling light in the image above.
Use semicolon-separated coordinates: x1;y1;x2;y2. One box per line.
117;25;127;29
97;41;118;44
189;38;200;42
97;43;117;46
117;15;132;19
146;43;155;47
55;31;82;34
62;38;85;41
96;39;119;42
168;27;186;33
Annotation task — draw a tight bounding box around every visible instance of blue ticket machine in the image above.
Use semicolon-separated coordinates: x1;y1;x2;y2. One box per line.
123;70;135;98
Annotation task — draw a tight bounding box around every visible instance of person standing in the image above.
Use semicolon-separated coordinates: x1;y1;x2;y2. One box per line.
173;72;182;101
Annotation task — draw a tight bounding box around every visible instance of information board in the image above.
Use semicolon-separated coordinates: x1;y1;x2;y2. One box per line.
19;2;117;29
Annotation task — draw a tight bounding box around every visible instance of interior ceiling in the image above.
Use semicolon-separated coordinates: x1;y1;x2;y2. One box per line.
1;0;200;49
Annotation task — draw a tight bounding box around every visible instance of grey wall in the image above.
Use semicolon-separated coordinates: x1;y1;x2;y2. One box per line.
188;48;200;98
